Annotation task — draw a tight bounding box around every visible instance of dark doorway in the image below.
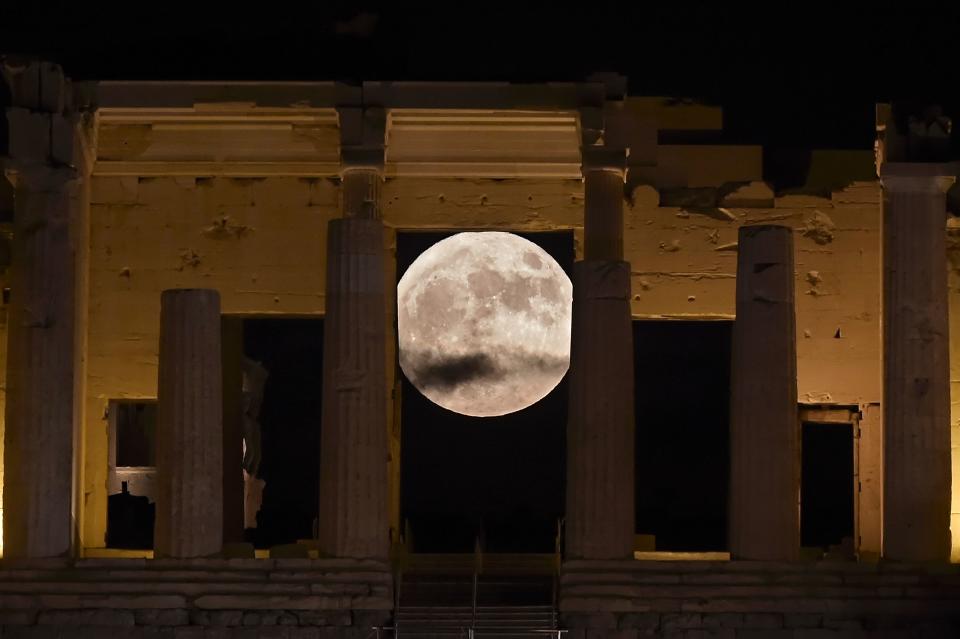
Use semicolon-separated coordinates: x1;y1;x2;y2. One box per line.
633;320;732;551
242;318;324;548
106;401;157;549
398;230;573;554
801;422;854;549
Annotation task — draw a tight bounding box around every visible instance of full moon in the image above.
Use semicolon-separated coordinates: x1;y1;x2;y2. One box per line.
397;232;573;417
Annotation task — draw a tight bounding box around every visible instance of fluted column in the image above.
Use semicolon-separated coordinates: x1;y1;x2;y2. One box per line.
565;156;635;560
318;166;388;559
880;165;955;562
729;224;799;561
2;167;80;558
155;289;223;558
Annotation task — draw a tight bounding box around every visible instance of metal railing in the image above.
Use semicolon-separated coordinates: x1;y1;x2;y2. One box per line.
381;522;566;638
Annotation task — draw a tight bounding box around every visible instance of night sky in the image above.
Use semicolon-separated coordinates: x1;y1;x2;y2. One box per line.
3;1;959;151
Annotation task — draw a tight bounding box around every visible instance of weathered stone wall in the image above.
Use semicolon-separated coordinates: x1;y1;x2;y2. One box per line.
561;559;960;638
83;176;339;548
80;169;960;558
0;557;391;638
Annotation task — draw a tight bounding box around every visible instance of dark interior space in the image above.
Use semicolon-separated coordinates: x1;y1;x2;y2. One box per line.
115;402;157;468
398;230;573;554
633;320;731;551
106;401;157;549
801;422;854;550
242;318;324;548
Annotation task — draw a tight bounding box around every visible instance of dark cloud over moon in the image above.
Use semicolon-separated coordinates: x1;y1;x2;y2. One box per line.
397;232;572;417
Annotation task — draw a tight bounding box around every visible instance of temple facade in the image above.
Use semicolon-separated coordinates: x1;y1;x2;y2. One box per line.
0;58;958;637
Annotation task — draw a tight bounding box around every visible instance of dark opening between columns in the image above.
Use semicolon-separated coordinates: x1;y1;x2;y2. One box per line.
397;230;573;553
242;317;324;548
633;320;732;552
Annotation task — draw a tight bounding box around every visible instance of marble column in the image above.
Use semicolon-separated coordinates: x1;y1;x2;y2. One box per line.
729;224;800;561
880;164;955;562
318;166;388;559
2;167;80;558
565;160;635;560
155;289;223;558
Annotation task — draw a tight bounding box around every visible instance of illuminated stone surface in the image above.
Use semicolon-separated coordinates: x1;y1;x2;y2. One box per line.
729;224;799;561
155;288;223;558
319;167;389;559
3;167;79;559
566;157;635;560
397;231;572;417
881;165;955;562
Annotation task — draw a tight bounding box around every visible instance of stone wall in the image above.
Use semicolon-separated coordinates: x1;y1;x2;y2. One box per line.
0;557;391;638
80;163;959;558
561;560;960;638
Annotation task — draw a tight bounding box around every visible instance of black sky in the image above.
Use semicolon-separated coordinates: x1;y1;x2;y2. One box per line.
3;1;959;150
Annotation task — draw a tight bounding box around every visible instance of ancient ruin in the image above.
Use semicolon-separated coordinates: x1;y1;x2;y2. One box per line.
0;58;959;638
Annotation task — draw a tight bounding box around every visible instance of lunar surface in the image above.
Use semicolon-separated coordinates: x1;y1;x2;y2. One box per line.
397;231;572;417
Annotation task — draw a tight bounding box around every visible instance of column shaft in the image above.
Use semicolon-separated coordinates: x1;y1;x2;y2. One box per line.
729;224;799;561
2;168;79;558
565;260;635;559
318;167;388;559
341;170;382;220
155;289;223;558
881;171;954;562
583;169;625;261
566;161;634;560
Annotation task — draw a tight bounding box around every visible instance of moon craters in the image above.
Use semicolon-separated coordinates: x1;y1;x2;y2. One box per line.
397;232;572;417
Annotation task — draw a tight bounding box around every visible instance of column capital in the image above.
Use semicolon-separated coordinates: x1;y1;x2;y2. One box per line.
340;149;385;174
338;106;386;172
880;163;956;194
581;146;627;179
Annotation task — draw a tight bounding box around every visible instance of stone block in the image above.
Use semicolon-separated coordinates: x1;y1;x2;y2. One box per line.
679;631;735;639
310;583;370;596
741;613;781;629
618;612;660;630
37;610;135;626
173;628;205;639
792;631;866;639
564;612;619;629
0;610;38;625
254;628;290;639
189;610;243;626
784;613;822;628
295;611;351;627
3;627;63;639
7;109;50;164
661;613;702;631
222;543;256;559
270;547;309;560
135;609;190;626
822;616;862;630
587;630;636;639
351;611;390;628
700;613;743;628
50;113;77;166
